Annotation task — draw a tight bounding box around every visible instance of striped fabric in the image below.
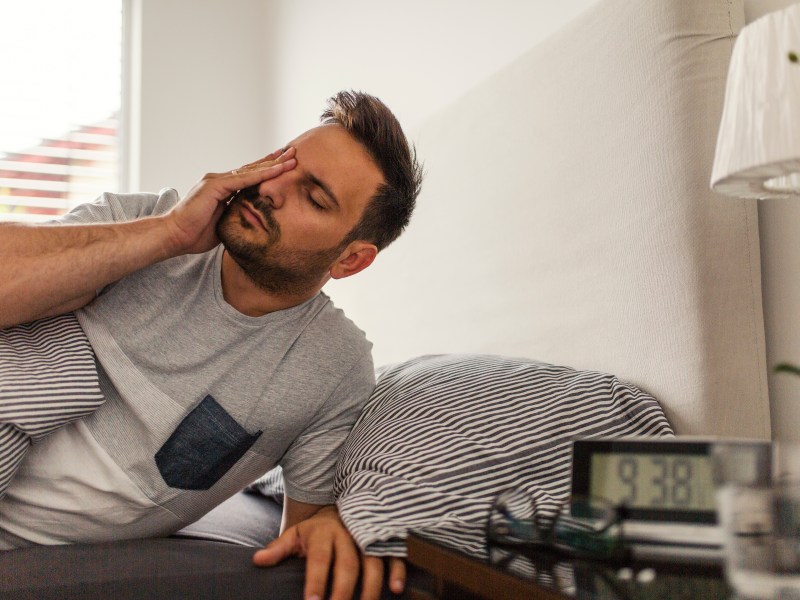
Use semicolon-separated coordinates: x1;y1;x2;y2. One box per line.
247;465;286;503
334;354;673;557
0;313;104;498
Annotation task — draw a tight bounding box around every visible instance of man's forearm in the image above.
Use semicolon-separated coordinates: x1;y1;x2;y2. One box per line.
0;217;179;328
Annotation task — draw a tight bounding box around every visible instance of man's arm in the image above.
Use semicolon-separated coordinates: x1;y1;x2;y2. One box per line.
254;497;406;600
0;148;296;329
0;217;183;328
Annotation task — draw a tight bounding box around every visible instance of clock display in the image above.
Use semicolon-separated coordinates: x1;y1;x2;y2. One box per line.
570;438;772;555
589;453;715;512
572;438;772;525
571;439;726;524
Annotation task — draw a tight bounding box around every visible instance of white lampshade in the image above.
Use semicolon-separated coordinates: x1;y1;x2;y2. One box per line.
711;3;800;200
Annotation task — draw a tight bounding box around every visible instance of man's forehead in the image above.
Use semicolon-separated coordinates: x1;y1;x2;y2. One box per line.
284;124;383;203
286;123;351;149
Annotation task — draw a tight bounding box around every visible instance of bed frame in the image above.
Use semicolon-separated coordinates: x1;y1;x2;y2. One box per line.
1;0;766;597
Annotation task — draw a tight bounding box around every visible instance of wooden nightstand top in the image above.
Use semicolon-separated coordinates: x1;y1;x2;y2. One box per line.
404;532;729;600
406;533;566;600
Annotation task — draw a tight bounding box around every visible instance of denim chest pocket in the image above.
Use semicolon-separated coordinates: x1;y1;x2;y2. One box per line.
155;395;262;490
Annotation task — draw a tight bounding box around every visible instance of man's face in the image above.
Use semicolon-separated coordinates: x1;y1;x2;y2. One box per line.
216;124;384;296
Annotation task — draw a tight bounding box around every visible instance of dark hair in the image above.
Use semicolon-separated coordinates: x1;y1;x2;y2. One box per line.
321;90;423;251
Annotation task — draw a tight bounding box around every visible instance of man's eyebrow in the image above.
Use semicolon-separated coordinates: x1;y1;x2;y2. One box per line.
307;173;340;209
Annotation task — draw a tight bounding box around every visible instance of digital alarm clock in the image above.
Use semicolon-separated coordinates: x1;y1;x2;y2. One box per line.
570;437;771;562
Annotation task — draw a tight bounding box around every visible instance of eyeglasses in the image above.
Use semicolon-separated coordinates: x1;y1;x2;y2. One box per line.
486;488;627;560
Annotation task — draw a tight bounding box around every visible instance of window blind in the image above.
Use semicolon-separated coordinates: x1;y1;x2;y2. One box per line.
0;1;122;222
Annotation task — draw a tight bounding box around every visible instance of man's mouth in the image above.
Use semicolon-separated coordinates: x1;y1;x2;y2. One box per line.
241;200;269;232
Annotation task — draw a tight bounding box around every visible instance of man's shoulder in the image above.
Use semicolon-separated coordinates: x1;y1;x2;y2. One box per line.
58;189;180;224
289;294;374;382
309;293;372;356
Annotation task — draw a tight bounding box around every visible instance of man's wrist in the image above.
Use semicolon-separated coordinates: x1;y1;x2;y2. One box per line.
153;212;206;260
154;213;193;259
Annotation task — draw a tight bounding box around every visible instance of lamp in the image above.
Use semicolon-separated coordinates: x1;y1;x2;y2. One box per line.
711;3;800;199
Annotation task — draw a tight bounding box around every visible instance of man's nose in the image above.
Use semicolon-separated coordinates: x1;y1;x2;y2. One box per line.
257;181;286;210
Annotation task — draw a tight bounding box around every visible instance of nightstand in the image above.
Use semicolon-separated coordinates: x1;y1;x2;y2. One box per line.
404;533;730;600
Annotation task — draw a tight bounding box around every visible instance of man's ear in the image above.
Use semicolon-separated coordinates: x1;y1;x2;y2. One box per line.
330;241;378;280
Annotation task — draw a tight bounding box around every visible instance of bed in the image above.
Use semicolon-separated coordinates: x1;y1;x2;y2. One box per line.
0;0;768;597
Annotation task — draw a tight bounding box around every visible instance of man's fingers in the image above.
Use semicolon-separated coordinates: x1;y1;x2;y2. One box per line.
230;154;296;178
302;535;335;600
207;146;296;203
237;146;289;170
261;147;287;162
237;146;296;172
326;535;361;600
388;558;406;595
217;158;296;199
359;555;384;600
252;528;301;567
253;506;383;600
258;146;291;164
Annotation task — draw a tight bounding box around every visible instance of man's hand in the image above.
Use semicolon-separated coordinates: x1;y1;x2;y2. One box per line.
164;147;296;255
252;505;406;600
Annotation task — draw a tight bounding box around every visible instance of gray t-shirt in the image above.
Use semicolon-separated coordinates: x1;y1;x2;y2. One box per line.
0;190;374;547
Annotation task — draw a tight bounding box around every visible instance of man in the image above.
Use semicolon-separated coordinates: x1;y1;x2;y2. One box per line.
0;91;423;600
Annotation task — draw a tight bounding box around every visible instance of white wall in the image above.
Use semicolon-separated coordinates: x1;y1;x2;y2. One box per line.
132;0;800;440
265;0;599;144
129;0;272;195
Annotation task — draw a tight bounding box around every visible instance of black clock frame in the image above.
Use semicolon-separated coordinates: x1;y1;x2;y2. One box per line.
571;439;717;524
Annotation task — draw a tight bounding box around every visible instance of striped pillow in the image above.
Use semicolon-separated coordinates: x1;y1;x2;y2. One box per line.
0;313;104;498
333;354;673;557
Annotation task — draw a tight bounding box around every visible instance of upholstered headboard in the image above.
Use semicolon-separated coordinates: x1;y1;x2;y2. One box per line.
331;0;769;438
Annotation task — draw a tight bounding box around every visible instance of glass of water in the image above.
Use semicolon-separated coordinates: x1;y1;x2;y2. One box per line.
715;442;800;599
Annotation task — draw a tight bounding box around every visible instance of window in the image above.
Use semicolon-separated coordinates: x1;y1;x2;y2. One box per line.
0;0;123;222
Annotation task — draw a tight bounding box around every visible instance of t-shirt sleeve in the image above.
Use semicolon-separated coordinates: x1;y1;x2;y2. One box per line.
55;189;180;224
279;350;376;506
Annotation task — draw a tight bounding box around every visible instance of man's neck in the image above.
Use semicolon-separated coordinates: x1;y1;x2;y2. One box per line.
219;250;320;317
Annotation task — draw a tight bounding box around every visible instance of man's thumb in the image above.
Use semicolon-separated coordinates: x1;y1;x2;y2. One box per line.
252;530;297;567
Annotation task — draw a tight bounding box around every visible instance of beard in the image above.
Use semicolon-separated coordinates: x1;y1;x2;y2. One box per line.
216;185;345;297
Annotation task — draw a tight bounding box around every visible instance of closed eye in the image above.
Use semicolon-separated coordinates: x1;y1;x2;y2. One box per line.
307;191;325;210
